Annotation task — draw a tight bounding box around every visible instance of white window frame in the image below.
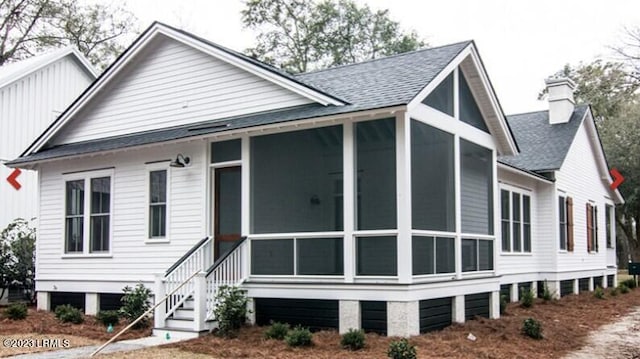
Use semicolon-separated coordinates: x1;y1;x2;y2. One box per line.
558;194;568;252
606;204;614;249
146;162;171;243
62;168;114;258
499;185;533;254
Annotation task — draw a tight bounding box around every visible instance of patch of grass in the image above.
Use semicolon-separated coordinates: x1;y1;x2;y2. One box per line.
520;289;534;308
285;325;312;347
341;328;365;350
4;303;28;320
522;317;543;339
54;304;83;324
264;321;289;340
387;338;417;359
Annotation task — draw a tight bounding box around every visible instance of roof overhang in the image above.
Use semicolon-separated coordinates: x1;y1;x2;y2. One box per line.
21;22;345;158
497;161;554;183
407;41;518;156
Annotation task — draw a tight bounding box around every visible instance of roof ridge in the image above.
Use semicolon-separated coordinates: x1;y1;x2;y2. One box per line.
296;40;473;76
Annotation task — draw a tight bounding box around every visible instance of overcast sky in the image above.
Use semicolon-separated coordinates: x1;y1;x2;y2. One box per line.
124;0;640;115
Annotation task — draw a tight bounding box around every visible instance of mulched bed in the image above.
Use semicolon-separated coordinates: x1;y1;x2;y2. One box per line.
0;308;151;342
169;287;640;359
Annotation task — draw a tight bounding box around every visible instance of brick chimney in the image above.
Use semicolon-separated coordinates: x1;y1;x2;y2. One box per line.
545;77;576;125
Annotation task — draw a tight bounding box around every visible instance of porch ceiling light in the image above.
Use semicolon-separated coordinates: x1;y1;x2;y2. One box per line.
170;154;191;168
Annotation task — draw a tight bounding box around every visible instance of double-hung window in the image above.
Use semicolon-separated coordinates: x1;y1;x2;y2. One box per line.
149;170;168;239
586;202;598;252
64;170;112;254
606;204;614;248
500;189;531;253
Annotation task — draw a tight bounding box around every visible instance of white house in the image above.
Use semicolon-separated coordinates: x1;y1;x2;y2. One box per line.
0;47;96;304
7;22;623;337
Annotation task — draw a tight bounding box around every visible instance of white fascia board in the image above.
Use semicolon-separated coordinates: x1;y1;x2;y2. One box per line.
156;26;345;107
24;23;344;156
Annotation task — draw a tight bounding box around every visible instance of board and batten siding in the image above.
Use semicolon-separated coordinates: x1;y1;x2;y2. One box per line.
554;122;613;271
0;56;94;230
36;142;207;292
52;35;314;145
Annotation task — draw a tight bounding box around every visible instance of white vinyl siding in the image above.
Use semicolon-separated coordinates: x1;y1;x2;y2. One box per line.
52;35;313;145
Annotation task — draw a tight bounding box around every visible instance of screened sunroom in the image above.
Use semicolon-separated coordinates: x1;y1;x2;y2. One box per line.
209;66;497;284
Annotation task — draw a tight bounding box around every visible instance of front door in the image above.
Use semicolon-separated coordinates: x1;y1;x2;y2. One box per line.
214;166;241;260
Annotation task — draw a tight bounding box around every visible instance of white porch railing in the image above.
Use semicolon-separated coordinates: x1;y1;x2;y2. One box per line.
154;236;213;328
205;239;248;320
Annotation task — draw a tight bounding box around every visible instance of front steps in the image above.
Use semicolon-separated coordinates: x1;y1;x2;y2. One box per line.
153;296;217;339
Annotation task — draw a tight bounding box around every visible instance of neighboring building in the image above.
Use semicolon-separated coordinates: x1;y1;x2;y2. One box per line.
0;48;96;305
7;22;623;337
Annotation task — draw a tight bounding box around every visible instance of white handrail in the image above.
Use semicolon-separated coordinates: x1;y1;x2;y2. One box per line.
204;240;248;320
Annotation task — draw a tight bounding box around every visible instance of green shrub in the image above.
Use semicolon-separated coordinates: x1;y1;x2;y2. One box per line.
593;286;605;299
285;325;313;347
610;287;619;296
520;289;534;308
522;317;543;339
341;328;365;350
619;284;630;294
387;338;417;359
120;284;152;329
621;278;637;289
4;303;28;320
96;310;120;327
213;286;248;337
499;294;508;314
541;281;553;301
264;321;289;340
54;304;84;324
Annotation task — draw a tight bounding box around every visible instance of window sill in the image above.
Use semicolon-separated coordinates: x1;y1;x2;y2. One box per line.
61;253;112;259
145;238;170;244
501;252;533;256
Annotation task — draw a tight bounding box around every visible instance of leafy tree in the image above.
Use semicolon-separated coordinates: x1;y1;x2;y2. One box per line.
0;219;36;303
241;0;425;73
0;0;138;69
542;60;640;263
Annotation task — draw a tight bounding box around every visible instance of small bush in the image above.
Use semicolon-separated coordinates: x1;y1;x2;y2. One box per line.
593;286;605;299
341;328;365;350
120;284;152;329
520;289;534;308
54;304;84;324
264;321;289;340
387;338;417;359
621;278;637;289
610;287;619;296
499;294;508;314
285;325;313;347
213;286;249;338
4;303;28;320
541;281;553;301
96;310;120;327
619;284;630;294
522;317;543;339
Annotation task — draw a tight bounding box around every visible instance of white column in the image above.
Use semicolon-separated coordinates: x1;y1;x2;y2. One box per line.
588;277;594;291
387;301;419;337
396;112;412;283
489;291;500;319
193;272;207;332
36;291;50;311
452;295;465;323
241;136;250;237
602;275;608;289
548;280;561;299
510;283;518;303
343;122;355;282
573;279;579;295
246;297;256;325
154;274;166;329
85;292;99;315
339;300;360;334
531;281;538;298
454;135;462;279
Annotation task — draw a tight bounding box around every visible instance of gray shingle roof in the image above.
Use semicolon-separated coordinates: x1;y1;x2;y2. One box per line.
498;105;588;172
9;39;470;165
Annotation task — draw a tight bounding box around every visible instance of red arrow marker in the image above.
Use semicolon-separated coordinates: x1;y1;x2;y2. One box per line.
7;168;21;190
610;168;624;190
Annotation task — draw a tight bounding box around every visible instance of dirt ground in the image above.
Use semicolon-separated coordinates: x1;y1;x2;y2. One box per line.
0;308;151;356
101;287;640;359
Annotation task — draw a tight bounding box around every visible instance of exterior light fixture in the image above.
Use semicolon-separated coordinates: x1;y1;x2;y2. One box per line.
170;154;191;168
